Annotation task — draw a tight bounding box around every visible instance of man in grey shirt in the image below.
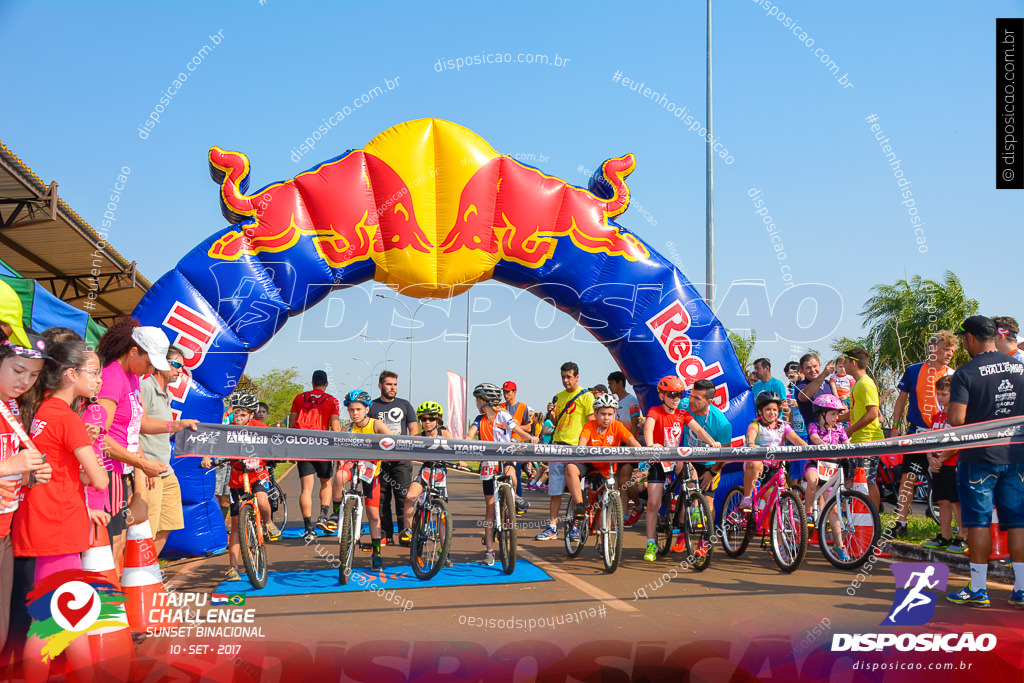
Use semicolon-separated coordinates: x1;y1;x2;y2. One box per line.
140;345;186;555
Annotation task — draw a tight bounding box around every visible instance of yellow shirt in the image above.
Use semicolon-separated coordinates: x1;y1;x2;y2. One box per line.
350;418;377;434
552;389;594;445
850;376;884;443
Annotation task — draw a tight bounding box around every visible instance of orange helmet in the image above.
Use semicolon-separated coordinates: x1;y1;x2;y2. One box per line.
657;376;686;393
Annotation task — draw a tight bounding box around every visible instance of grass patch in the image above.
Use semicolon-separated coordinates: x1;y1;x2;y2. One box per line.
274;462;293;479
880;511;943;544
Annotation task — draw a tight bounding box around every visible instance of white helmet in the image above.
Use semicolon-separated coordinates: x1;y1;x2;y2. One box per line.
593;393;619;410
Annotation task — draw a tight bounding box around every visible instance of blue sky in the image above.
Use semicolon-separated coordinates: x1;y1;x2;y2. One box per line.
2;0;1021;414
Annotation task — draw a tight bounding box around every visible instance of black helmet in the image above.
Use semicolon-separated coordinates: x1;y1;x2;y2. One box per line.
230;393;259;411
754;391;783;412
472;382;502;406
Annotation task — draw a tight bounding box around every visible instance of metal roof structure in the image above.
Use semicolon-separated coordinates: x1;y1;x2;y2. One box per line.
0;140;151;324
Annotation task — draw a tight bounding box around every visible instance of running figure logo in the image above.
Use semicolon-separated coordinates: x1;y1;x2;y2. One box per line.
884;562;949;625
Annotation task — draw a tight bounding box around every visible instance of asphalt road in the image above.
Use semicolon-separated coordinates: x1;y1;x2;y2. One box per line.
142;465;1021;679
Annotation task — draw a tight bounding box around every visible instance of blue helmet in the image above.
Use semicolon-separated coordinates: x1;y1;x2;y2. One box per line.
344;390;372;407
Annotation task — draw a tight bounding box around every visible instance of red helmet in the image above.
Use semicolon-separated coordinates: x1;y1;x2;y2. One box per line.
657;376;686;393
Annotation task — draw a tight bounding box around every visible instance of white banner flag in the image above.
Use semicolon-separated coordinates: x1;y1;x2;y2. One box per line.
447;370;467;439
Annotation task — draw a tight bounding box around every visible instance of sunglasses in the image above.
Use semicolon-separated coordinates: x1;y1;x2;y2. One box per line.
74;367;103;377
664;391;684;399
420;414;440;421
169;360;184;369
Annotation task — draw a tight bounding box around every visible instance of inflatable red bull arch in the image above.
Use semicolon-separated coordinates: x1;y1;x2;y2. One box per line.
137;119;753;555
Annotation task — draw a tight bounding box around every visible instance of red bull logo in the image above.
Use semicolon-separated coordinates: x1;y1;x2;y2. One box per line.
206;119;649;297
646;301;728;406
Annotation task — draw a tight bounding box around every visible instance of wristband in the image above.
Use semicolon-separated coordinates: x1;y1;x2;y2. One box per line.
167;421;173;433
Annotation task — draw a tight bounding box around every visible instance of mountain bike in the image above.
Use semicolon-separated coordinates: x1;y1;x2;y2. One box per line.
721;461;807;572
409;461;453;580
802;460;881;569
492;470;518;574
562;466;624;573
217;461;268;589
337;460;376;585
646;464;715;571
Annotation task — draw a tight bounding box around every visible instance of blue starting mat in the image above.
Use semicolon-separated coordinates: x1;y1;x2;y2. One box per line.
214;559;552;597
276;523;399;540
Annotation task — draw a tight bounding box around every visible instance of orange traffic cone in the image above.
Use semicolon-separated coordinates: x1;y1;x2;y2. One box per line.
990;507;1009;561
81;523;135;673
121;520;175;633
852;467;870;497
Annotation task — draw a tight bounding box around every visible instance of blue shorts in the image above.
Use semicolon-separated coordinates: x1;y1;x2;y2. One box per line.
956;461;1024;530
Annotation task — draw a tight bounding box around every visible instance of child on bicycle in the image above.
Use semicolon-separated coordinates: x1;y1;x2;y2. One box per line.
201;394;276;581
400;400;457;548
805;393;852;561
334;390;391;571
466;383;538;566
643;376;721;562
577;393;641;477
741;392;807;514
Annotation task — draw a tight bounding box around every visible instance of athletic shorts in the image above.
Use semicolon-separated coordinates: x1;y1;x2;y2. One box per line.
646;462;672;484
692;463;719;492
855;455;880;483
229;480;270;517
957;461;1024;530
107;472;134;537
902;453;930;478
337;463;380;508
298;460;335;479
932;464;958;503
546;462;567;496
215;461;230;496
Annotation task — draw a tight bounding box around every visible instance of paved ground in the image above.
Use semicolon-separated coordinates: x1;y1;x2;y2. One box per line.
141;465;1022;679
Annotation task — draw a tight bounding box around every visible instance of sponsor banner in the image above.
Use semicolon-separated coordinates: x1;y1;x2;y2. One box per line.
176;415;1024;463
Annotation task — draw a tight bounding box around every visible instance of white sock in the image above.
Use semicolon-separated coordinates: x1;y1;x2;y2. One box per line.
970;563;988;592
647;538;656;545
1013;563;1024;593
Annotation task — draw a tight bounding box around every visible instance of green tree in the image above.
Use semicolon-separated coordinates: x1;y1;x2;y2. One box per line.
727;329;757;373
249;366;303;426
860;270;977;372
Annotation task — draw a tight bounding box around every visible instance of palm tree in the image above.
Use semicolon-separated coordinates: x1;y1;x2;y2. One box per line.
727;329;757;374
860;270;977;371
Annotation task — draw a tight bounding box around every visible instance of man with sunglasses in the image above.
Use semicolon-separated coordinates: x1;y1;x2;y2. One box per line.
139;345;188;555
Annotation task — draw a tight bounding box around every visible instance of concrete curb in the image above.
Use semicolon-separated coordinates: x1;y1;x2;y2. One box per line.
882;541;1014;582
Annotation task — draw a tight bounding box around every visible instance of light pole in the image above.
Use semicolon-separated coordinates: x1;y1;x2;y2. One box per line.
374;293;433;399
360;334;412;387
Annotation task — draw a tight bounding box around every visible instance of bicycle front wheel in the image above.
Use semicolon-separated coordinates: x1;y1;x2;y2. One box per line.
338;497;357;585
497;484;517;574
269;480;288;532
602;492;624;574
411;496;452;580
720;485;753;558
769;490;808;573
683;492;714;572
239;503;268;589
820;490;880;570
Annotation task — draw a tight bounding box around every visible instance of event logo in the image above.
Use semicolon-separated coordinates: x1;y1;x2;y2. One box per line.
645;301;727;404
379;437;396;451
884;562;948;625
25;570;129;661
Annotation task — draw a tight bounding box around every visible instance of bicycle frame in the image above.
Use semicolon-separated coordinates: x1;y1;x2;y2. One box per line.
337;464;366;541
492;473;514;529
749;464;788;534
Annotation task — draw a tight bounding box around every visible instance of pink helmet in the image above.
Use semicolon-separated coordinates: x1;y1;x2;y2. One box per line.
812;394;845;412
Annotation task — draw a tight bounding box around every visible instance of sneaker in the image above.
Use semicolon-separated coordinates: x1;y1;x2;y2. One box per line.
399;528;412;546
834;546;852;562
515;497;530;515
371;553;383;571
1009;590;1024;609
535;525;558;541
670;533;686;553
315;515;332;532
225;566;242;581
643;541;657;562
946;585;990;607
443;556;454;568
947;538;968;554
740;496;753;513
568;524;581;542
483;550;495;566
922;535;951;550
806;510;817;529
303;526;317;543
265;521;281;541
573;502;587;522
625;506;644;527
892;521;908;538
694;540;709;558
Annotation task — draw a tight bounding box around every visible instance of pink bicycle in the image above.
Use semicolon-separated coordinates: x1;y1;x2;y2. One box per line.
720;461;808;572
